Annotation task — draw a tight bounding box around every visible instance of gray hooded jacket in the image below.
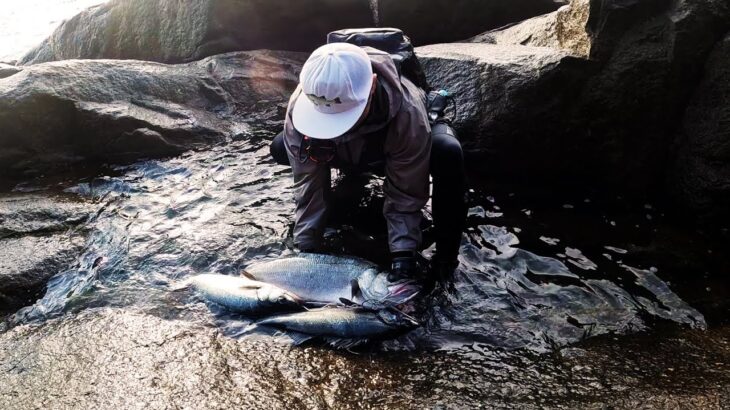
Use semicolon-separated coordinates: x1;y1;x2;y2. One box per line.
283;47;431;253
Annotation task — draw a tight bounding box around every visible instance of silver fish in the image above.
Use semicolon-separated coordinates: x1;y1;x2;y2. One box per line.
255;307;418;342
188;273;302;315
243;253;421;308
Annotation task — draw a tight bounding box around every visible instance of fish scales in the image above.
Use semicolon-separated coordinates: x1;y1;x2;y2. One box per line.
257;308;397;338
189;274;301;315
244;254;378;303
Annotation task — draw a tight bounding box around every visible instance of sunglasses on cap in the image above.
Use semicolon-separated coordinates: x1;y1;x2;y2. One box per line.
297;135;337;164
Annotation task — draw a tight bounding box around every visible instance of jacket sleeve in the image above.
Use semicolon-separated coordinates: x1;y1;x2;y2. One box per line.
283;92;331;251
383;82;431;253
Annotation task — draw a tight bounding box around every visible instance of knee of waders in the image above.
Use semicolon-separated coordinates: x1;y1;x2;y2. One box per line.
430;123;464;170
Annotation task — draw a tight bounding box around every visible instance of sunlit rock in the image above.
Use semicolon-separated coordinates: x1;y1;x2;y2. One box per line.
19;0;372;65
0;50;305;172
467;0;591;58
18;0;567;66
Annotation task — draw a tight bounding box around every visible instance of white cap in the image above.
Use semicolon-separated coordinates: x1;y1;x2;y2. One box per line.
292;43;374;140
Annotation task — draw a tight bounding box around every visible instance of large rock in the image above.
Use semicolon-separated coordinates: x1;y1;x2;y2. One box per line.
19;0;372;65
0;50;304;172
0;194;91;313
426;0;730;193
418;43;596;180
19;0;567;66
671;33;730;221
574;0;730;191
376;0;567;46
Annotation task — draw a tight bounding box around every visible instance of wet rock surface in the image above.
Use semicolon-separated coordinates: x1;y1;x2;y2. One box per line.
0;50;304;173
0;194;91;314
0;235;84;314
0;308;727;409
0;125;725;407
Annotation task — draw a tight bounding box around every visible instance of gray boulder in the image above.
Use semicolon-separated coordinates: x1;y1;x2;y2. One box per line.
0;50;305;172
418;43;595;179
0;195;91;313
19;0;567;66
671;33;730;220
426;0;730;193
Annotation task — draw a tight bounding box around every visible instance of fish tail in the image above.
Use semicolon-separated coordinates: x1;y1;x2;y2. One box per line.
169;277;194;292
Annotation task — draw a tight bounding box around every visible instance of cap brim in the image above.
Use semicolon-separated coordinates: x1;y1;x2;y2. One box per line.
292;92;368;140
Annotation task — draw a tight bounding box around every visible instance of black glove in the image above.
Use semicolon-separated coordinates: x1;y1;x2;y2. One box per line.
389;251;419;281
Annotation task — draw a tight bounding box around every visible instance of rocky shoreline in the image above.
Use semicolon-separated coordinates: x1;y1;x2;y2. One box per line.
0;2;728;407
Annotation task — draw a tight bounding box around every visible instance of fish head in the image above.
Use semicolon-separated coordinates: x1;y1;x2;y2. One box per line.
358;270;422;308
258;285;302;310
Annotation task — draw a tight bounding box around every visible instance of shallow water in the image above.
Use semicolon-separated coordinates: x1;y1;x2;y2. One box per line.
0;123;728;407
2;119;725;355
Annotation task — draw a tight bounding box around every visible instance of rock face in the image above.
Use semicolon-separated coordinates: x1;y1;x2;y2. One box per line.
671;33;730;220
0;50;304;172
19;0;567;66
425;0;730;195
0;195;91;313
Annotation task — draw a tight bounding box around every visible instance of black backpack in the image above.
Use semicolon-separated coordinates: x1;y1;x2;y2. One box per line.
327;28;430;92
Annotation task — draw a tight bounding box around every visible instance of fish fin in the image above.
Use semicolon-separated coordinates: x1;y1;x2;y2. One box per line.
240;270;256;280
238;285;261;290
339;298;357;307
325;337;369;350
169;278;193;292
242;323;259;334
285;331;314;346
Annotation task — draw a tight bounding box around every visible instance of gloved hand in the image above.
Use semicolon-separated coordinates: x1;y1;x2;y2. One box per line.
389;251;419;281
